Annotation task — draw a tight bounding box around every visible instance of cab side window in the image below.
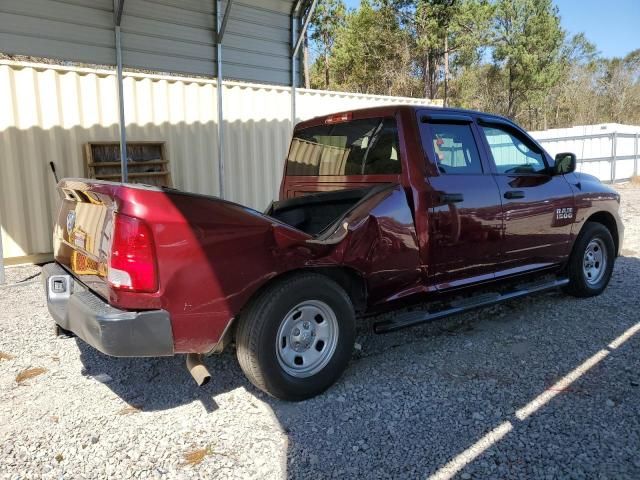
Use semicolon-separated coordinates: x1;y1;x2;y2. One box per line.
426;123;483;174
481;126;546;174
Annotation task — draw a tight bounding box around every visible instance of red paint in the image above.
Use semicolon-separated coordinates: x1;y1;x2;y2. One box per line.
52;106;624;354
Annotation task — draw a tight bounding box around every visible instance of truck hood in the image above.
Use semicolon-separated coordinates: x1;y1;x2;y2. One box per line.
571;171;619;197
573;171;601;184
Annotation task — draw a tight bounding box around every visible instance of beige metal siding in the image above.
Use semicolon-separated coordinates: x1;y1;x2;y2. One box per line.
296;88;445;120
0;61;219;259
222;81;293;208
0;60;439;260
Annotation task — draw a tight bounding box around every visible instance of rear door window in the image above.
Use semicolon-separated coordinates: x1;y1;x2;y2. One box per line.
287;118;401;176
423;123;483;174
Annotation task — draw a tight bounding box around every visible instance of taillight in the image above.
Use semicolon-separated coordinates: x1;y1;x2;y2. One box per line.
107;213;158;293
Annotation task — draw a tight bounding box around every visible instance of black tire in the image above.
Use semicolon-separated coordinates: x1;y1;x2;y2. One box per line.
564;222;615;297
235;273;356;401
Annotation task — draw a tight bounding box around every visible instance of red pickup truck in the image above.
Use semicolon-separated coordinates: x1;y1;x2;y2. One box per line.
44;106;623;400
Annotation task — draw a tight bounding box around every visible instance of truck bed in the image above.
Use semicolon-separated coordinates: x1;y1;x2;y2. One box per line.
266;187;375;235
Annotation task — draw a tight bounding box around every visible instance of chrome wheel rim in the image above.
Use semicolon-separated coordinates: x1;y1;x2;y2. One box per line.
583;238;607;285
275;300;339;378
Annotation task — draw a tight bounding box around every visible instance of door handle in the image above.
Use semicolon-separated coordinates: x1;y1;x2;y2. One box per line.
504;190;525;199
438;192;464;204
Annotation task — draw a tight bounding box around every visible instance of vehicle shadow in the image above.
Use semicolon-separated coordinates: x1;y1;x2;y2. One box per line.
77;255;640;478
75;341;248;414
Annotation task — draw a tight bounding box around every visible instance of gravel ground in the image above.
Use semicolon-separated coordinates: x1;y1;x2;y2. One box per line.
1;185;639;479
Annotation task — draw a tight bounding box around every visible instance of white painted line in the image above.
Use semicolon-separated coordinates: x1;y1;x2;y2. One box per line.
515;349;609;421
429;321;640;478
608;322;640;350
429;421;513;480
516;321;640;421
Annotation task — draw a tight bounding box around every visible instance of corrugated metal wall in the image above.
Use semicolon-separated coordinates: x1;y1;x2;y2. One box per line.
222;0;293;85
0;60;439;260
0;0;295;83
120;0;217;76
0;0;116;65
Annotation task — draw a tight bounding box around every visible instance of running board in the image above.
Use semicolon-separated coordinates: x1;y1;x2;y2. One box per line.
373;278;569;334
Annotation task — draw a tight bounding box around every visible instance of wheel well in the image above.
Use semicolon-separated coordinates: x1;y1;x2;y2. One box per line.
304;266;367;313
584;211;619;254
228;266;366;346
243;267;367;317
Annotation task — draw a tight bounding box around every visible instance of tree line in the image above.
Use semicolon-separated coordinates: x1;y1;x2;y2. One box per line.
303;0;640;131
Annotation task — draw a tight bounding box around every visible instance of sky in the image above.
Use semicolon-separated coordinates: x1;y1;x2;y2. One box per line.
342;0;640;59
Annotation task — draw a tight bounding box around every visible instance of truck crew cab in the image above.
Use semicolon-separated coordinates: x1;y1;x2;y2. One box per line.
44;106;623;400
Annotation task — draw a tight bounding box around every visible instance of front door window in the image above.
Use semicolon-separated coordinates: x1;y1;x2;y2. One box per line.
481;126;546;174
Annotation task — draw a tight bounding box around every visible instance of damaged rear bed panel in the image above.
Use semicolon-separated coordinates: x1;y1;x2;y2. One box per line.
52;180;419;353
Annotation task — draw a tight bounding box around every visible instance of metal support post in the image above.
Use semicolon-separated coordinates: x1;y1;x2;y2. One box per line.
634;133;639;178
114;1;128;182
215;0;232;199
290;0;319;131
290;10;299;129
610;132;617;183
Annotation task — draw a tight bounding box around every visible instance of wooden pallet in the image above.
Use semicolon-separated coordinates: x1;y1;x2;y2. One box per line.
84;141;172;187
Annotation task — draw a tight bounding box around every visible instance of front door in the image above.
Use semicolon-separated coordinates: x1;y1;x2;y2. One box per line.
478;120;575;275
419;116;503;289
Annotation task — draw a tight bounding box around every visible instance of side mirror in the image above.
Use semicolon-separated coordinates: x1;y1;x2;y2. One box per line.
554;152;576;175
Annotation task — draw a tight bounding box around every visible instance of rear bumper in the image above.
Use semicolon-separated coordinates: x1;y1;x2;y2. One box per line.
43;263;174;357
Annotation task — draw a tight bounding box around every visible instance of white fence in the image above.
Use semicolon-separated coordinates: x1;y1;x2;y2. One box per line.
531;124;640;182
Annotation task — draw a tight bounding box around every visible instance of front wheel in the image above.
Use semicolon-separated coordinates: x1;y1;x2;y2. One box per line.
235;273;355;401
564;222;615;297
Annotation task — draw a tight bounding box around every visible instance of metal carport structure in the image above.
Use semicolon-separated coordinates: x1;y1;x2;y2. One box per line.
0;0;318;283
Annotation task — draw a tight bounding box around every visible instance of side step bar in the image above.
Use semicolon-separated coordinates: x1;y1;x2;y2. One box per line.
373;278;569;334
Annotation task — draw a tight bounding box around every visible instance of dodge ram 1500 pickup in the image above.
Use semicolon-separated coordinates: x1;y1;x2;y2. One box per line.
43;106;624;400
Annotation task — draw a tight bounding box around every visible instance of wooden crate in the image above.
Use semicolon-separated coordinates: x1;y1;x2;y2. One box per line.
84;141;172;187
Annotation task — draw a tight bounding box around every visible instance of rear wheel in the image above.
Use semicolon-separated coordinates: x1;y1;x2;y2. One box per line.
235;273;355;401
564;222;615;297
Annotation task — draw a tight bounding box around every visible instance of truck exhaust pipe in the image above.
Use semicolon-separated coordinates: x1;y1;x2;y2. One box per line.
186;353;211;386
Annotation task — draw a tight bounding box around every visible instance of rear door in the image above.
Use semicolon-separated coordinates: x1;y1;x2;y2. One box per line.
419;113;503;289
477;118;575;274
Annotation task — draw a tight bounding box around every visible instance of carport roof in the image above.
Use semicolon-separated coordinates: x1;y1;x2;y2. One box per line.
0;0;315;85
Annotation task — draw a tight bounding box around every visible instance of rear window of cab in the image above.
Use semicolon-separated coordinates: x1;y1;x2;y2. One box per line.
286;117;401;176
